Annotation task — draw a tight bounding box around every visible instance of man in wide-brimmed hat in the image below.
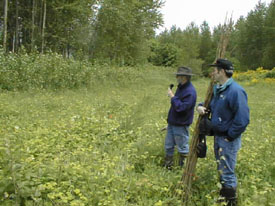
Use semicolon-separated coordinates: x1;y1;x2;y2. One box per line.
197;58;250;206
164;66;197;169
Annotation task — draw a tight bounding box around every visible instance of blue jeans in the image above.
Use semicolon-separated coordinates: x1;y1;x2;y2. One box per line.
165;124;189;156
214;135;241;188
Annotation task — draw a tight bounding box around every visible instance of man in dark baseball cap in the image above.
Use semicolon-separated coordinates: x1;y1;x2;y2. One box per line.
197;58;249;206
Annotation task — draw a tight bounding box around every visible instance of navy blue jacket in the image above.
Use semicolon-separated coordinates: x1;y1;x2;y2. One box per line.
210;80;250;140
167;82;197;126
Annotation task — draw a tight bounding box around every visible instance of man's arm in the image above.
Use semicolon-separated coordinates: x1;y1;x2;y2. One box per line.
227;90;250;140
170;93;195;113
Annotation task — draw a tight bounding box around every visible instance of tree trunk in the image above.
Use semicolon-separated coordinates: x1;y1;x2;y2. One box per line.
39;0;43;33
41;0;47;54
15;0;19;52
12;32;15;53
3;0;8;52
31;0;36;52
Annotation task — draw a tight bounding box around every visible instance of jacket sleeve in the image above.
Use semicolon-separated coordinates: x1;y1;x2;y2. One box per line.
227;89;250;140
171;93;195;113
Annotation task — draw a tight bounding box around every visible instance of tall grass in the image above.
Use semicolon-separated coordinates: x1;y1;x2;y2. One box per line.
0;57;274;205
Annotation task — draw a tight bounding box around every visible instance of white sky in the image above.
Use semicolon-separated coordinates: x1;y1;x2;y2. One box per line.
157;0;272;33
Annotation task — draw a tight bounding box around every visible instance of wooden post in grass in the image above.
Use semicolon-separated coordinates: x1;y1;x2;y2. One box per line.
181;16;233;205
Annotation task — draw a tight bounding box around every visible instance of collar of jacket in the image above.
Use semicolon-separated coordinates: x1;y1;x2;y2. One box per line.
213;78;233;97
178;81;191;89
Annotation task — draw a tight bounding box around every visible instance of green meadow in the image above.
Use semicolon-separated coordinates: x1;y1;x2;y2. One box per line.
0;66;274;206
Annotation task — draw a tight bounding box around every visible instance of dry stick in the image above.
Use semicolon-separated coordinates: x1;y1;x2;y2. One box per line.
181;17;233;205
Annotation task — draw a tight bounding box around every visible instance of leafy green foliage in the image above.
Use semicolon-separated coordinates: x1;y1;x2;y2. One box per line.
93;0;163;65
148;40;179;67
0;51;93;90
149;24;203;75
45;0;95;55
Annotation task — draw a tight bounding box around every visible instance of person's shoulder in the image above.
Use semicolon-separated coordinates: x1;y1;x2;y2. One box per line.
229;80;247;98
188;82;197;93
230;80;245;92
188;82;196;89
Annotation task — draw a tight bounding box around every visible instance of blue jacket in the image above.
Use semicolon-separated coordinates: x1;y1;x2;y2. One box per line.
167;81;197;126
209;79;250;140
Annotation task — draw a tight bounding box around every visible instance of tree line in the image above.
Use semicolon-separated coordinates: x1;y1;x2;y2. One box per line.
0;0;163;65
0;0;274;71
151;1;275;74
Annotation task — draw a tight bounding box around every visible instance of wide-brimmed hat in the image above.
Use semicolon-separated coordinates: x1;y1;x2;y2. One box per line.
174;66;194;76
208;58;234;71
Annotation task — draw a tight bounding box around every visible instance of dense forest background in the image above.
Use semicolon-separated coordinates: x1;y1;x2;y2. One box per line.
1;0;274;74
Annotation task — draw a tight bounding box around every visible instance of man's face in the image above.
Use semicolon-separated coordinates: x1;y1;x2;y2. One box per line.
176;75;187;84
212;67;224;83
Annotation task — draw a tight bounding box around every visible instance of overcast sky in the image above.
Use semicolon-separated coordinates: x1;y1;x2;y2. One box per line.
157;0;272;33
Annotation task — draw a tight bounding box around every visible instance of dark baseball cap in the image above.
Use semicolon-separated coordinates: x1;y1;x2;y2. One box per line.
208;58;234;71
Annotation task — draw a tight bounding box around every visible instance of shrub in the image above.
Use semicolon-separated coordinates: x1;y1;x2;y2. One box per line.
0;51;93;91
233;67;275;84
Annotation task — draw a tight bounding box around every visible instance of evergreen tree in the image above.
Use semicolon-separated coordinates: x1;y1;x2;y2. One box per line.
237;2;267;70
199;21;212;60
199;21;213;76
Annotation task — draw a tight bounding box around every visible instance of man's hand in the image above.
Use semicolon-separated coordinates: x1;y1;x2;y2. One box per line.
167;88;174;98
197;106;207;115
